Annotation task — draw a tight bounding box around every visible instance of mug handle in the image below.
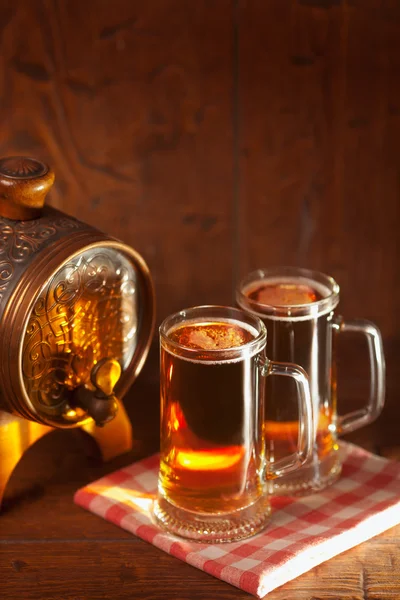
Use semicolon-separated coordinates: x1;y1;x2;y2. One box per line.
259;358;314;478
333;317;386;435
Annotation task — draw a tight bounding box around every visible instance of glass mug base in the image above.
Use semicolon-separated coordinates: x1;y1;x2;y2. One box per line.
270;449;342;496
152;494;272;543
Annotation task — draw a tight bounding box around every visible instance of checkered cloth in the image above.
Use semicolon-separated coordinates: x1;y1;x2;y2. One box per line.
74;443;400;597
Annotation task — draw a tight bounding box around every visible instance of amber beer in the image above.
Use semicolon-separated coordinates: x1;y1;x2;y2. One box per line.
246;278;336;462
237;269;342;493
239;267;386;495
159;318;263;514
155;305;314;541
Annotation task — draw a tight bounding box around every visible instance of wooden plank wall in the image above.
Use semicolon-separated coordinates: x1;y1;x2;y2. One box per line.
0;0;399;443
238;0;400;341
0;0;236;318
1;0;399;328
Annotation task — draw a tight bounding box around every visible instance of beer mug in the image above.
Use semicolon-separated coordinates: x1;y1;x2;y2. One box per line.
153;305;313;543
237;267;386;495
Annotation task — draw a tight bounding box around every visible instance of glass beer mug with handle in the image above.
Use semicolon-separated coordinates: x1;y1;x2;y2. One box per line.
237;267;386;496
153;305;313;543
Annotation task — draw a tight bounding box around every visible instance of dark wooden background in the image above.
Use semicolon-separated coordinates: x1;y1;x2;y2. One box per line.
0;0;399;456
1;0;399;445
1;2;400;599
1;0;399;329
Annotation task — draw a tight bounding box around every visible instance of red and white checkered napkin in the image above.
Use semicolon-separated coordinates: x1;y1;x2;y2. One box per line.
74;443;400;598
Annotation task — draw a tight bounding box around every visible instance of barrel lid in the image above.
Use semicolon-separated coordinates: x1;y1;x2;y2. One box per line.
18;244;152;427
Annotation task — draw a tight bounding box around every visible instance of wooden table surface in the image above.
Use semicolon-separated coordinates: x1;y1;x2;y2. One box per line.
1;344;399;600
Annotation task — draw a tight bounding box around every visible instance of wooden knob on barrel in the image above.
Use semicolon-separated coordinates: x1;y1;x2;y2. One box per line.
0;156;55;220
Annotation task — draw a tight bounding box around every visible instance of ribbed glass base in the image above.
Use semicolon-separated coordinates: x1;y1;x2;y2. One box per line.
270;450;342;496
152;495;272;543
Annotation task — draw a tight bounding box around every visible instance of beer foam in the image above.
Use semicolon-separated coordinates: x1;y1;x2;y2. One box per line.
164;318;261;364
245;276;331;307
